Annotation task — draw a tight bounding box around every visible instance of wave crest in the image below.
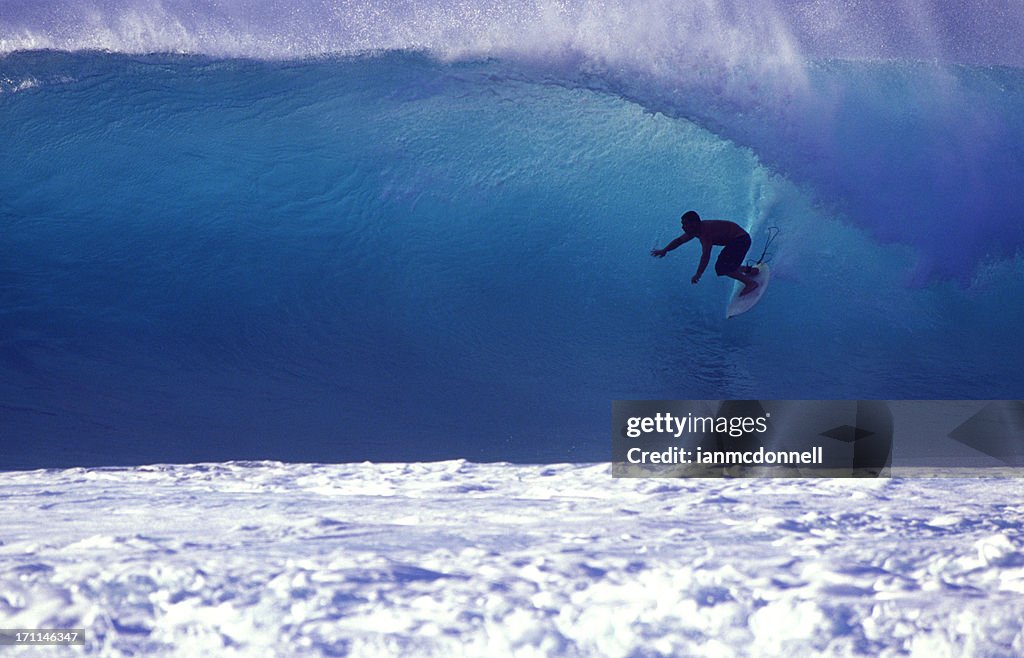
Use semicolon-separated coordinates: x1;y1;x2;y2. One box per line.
3;0;1023;68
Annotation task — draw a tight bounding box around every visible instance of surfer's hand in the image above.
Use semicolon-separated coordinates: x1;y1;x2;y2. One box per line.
691;274;700;284
650;248;666;258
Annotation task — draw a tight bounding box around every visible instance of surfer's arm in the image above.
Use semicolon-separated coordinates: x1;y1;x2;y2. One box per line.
692;243;711;283
650;234;693;257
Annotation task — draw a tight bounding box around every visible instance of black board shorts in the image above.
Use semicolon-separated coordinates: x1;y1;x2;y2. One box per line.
715;234;751;275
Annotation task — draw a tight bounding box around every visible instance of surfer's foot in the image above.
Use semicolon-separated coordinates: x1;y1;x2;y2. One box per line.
739;281;759;297
742;265;760;277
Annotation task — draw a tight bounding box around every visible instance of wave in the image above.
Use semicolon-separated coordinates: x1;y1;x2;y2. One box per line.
1;15;1023;465
4;2;1024;280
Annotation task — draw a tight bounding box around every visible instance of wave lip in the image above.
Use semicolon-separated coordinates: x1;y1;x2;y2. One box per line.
0;0;808;82
3;0;1024;67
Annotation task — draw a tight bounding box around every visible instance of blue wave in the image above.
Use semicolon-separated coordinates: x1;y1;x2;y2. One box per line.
1;25;1022;466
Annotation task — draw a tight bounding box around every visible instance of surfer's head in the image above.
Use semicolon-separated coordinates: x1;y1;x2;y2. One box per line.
681;210;701;234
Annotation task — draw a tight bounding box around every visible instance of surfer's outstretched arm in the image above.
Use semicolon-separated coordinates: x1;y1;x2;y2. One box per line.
650;233;693;258
692;243;711;284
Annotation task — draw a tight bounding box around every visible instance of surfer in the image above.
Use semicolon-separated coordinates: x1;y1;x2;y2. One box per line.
651;211;759;296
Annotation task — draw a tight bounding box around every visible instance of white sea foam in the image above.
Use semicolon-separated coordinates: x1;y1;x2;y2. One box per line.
1;461;1023;656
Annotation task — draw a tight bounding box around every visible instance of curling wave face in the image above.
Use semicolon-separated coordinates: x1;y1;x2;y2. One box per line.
1;1;1023;466
4;0;1023;275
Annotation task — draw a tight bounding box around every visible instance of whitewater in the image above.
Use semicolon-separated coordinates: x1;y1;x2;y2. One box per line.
2;462;1024;657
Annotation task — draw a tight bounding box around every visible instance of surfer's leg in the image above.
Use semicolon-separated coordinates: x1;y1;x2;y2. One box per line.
725;269;759;296
717;235;757;295
716;235;751;277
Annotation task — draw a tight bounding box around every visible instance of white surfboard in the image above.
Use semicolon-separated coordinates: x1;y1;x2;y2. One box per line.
726;262;771;318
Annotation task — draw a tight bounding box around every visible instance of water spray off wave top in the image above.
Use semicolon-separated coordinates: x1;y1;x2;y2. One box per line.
1;0;1023;465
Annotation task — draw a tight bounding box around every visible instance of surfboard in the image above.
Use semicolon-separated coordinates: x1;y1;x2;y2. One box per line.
726;262;771;318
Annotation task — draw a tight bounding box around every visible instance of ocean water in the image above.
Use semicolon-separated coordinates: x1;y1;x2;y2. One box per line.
2;1;1023;467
